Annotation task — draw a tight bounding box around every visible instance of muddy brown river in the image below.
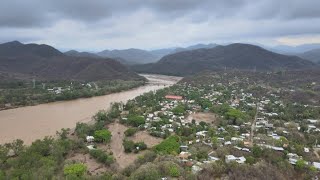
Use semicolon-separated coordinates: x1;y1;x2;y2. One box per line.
0;74;181;145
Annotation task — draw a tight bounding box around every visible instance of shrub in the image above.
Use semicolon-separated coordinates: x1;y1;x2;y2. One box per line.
63;163;87;177
89;149;113;165
123;140;147;153
123;140;135;153
124;128;137;137
246;156;255;165
136;151;157;165
135;142;147;151
169;164;181;177
94;129;112;143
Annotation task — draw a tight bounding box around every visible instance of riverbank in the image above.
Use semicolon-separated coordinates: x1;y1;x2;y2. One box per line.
0;79;146;111
0;74;182;144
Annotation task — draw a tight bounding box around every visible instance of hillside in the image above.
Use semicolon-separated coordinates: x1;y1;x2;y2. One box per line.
132;43;316;76
97;48;158;64
149;43;219;59
0;41;143;81
65;50;101;59
298;48;320;63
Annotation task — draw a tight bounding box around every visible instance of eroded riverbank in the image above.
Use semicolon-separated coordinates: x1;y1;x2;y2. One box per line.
0;74;182;144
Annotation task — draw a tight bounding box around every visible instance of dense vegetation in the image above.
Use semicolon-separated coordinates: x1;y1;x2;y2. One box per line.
0;79;145;110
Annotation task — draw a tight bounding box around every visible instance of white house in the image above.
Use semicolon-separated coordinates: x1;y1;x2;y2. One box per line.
86;136;95;142
225;155;246;164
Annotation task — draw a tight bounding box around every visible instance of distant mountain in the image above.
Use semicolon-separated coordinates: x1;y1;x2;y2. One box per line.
65;50;101;58
297;48;320;63
0;41;63;58
149;43;219;59
97;48;158;64
271;44;320;54
132;43;316;76
149;48;176;59
0;41;143;81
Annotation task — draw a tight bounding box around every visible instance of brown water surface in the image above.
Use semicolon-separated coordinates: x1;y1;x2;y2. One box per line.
0;74;181;144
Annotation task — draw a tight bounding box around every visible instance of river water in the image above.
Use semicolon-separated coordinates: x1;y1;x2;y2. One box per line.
0;74;181;144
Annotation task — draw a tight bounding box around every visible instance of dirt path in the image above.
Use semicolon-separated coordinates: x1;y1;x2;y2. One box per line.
107;123;139;169
106;123;164;169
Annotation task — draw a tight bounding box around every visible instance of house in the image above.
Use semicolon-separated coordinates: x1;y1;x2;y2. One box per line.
86;136;94;142
225;155;246;164
313;162;320;170
165;95;183;100
180;145;188;152
208;156;220;162
224;141;232;145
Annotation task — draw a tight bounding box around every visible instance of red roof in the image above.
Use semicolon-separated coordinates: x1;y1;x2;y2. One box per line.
165;95;183;100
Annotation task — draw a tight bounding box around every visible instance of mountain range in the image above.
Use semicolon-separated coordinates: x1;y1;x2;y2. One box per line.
0;41;143;81
132;43;316;76
65;43;219;65
297;48;320;63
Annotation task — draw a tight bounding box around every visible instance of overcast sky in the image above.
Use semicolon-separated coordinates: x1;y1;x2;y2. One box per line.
0;0;319;51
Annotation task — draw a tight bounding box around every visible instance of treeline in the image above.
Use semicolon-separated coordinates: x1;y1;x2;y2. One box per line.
0;80;145;110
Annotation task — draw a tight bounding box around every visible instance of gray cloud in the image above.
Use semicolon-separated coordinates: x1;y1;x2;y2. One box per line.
0;0;319;49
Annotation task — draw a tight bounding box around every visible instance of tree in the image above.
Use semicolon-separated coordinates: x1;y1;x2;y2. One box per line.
172;104;185;115
93;110;107;122
154;136;180;154
127;115;145;127
225;108;246;125
94;129;112;143
252;145;262;158
130;163;160;180
63;163;87;177
5;139;24;156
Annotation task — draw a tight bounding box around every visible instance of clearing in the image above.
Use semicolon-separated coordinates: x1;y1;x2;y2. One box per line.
186;112;217;124
106;122;162;169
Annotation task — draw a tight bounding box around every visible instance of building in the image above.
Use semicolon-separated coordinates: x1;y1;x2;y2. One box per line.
165;95;183;100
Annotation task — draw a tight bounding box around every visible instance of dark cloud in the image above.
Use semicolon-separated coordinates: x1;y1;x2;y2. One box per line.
2;0;319;28
0;0;319;49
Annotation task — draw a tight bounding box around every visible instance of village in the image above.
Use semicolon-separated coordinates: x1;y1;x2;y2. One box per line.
75;72;320;178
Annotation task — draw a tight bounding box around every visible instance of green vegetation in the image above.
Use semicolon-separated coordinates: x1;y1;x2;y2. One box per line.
123;140;147;153
124;128;138;137
154;135;180;154
63;163;87;177
94;129;112;143
127;115;145;127
89;149;114;165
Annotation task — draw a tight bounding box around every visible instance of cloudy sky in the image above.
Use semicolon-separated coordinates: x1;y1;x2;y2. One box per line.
0;0;319;51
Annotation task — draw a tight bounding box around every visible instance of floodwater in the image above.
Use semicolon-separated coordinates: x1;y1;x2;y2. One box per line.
0;74;182;144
